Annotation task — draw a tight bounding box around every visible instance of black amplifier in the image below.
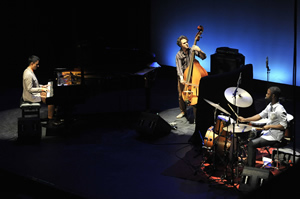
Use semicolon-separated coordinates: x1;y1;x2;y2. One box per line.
210;47;245;75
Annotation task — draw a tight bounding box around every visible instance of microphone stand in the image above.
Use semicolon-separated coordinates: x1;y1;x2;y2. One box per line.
266;57;271;82
229;72;242;185
234;73;242;117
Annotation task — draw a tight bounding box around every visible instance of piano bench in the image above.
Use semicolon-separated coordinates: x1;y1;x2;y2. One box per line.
20;102;41;118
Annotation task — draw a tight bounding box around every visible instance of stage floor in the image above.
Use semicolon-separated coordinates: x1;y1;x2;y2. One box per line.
0;104;297;198
0;105;243;198
0;66;299;198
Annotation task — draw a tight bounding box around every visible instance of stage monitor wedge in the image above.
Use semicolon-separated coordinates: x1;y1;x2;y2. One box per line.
136;112;171;139
239;166;273;193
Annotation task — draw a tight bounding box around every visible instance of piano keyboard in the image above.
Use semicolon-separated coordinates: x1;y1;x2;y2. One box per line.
46;81;54;98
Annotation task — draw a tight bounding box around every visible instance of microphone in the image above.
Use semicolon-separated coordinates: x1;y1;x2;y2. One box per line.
233;72;242;97
238;72;242;85
266;56;270;71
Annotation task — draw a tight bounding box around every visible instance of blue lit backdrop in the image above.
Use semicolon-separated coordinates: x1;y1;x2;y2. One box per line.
151;0;299;86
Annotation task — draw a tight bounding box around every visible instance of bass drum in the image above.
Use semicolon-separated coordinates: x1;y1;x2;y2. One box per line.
203;126;216;149
203;126;231;155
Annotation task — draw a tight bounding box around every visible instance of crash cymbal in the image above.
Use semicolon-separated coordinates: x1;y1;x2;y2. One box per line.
224;87;253;108
224;124;252;133
204;99;231;115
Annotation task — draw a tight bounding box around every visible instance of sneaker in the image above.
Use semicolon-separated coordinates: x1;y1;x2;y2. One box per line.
176;112;185;119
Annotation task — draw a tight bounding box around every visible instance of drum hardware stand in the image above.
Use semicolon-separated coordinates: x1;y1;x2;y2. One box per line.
202;99;233;177
204;106;221;176
216;114;236;174
228;111;238;184
227;73;242;185
211;106;219;173
204;109;230;176
226;95;238;182
222;76;253;185
221;125;232;183
224;126;246;185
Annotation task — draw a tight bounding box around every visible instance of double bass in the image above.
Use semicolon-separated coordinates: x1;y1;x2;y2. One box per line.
182;25;208;105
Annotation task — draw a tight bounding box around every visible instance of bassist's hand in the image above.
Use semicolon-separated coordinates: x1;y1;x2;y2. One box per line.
180;76;185;84
191;45;201;52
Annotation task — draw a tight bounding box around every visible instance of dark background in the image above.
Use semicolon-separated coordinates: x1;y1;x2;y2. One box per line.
3;1;151;88
3;0;299;87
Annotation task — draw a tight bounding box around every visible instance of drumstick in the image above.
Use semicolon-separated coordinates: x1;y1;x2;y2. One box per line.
254;127;264;131
227;104;239;118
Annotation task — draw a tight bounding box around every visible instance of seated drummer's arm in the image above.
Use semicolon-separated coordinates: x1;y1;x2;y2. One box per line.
264;111;287;131
238;114;261;123
263;124;285;131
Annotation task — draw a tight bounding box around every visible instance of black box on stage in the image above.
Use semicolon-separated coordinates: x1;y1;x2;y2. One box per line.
239;166;273;193
210;47;245;75
18;118;41;143
136;112;171;139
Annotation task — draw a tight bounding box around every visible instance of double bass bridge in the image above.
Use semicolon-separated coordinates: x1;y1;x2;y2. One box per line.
184;82;199;87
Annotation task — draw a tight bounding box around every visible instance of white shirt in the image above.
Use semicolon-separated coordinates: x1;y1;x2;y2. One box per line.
22;68;43;102
259;102;288;142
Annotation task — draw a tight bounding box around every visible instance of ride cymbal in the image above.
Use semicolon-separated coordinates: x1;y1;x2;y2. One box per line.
224;87;253;108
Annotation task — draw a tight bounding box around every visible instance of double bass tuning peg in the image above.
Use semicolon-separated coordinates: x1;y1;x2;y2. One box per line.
196;25;204;40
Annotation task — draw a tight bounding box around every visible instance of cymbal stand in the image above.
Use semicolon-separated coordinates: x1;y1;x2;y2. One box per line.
228;73;242;184
211;106;218;174
200;107;218;175
222;120;232;183
207;107;228;176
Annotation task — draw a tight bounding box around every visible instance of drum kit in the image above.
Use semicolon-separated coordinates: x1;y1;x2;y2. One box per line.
202;86;258;182
202;86;294;183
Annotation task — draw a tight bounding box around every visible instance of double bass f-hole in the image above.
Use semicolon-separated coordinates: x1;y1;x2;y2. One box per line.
182;25;208;106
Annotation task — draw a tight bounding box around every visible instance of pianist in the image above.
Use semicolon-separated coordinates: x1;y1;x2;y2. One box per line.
22;55;55;123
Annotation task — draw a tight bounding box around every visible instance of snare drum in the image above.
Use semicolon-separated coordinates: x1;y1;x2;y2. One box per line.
215;115;235;136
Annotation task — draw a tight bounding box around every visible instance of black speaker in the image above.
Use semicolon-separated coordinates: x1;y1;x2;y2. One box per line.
210;47;245;75
243;162;300;198
136;112;171;139
18;118;41;143
239;166;273;193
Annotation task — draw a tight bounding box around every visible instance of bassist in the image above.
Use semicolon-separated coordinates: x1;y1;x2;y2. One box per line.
175;35;206;119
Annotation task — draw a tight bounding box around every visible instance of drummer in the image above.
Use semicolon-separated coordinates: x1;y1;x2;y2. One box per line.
238;86;287;167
